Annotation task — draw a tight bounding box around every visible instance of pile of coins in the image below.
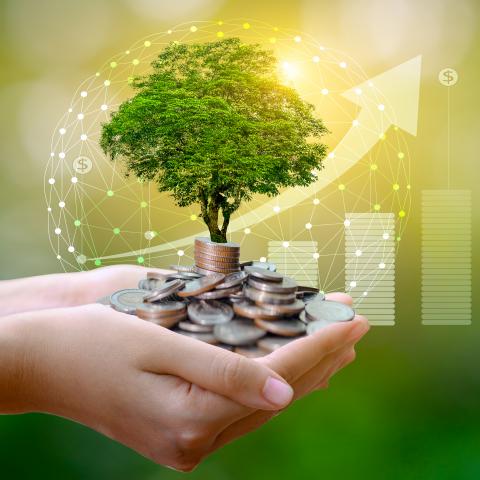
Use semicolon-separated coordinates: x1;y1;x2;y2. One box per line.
194;237;240;274
104;237;355;357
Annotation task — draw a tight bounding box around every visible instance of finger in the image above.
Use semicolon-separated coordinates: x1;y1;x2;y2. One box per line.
313;347;357;391
257;316;369;384
139;327;293;411
325;292;353;305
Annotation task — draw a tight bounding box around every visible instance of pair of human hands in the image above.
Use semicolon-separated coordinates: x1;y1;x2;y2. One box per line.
0;265;369;471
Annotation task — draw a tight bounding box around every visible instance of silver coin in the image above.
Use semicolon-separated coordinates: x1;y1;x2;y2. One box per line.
254;318;306;337
178;321;214;333
169;264;197;273
196;285;242;300
214;319;267;346
96;295;112;306
110;289;149;315
296;291;325;303
177;273;225;297
241;261;277;272
138;277;165;291
299;310;308;324
136;301;186;317
188;300;234;325
244;266;283;283
306;319;335;335
247;276;297;294
142;311;186;328
244;285;297;305
261;299;305;316
305;300;355;323
257;335;303;353
193;265;218;276
175;329;219;344
233;300;283;320
216;271;248;289
144;279;185;302
167;272;203;280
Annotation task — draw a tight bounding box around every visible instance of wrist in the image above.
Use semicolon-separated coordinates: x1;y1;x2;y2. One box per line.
0;313;38;414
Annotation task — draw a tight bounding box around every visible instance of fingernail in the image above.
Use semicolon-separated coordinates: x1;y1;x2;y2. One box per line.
262;377;294;408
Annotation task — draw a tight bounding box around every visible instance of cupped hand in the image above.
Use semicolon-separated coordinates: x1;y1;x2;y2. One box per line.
5;293;368;471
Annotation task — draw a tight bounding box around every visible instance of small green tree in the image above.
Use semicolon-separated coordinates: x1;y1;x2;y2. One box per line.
100;38;328;243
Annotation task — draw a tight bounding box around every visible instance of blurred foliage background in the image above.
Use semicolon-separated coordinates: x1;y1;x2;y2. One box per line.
0;0;479;478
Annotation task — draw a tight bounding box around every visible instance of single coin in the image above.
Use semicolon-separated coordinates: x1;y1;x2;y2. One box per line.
169;264;197;273
193;265;218;275
305;300;355;323
257;335;304;353
166;272;203;280
233;300;282;320
144;279;185;302
110;289;149;315
147;271;171;280
244;266;283;282
306;319;335;335
138;277;165;291
247;276;297;294
216;271;248;289
296;291;326;303
214;319;267;346
195;237;240;250
188;300;234;325
244;285;297;305
234;345;266;358
254;318;306;337
297;285;319;293
175;329;219;345
177;273;225;297
178;321;214;333
260;299;305;316
299;310;308;324
196;285;242;300
240;261;277;272
136;301;186;317
140;311;186;328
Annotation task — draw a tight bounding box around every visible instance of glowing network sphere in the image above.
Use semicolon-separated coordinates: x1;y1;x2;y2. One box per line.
44;19;412;294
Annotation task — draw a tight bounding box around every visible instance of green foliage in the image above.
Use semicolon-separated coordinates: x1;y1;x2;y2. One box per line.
100;38;328;242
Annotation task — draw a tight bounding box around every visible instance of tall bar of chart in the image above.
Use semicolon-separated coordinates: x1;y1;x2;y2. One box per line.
421;190;471;325
345;213;396;326
267;241;319;289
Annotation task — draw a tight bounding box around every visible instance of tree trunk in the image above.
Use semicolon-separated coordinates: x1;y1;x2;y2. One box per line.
203;203;228;243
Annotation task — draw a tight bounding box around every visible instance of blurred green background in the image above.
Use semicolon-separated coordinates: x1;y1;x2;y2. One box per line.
1;0;479;479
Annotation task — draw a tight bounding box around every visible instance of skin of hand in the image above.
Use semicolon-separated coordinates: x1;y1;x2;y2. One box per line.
0;265;175;316
0;292;368;472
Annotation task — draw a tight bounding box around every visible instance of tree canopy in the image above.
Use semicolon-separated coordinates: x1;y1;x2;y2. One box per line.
100;37;328;243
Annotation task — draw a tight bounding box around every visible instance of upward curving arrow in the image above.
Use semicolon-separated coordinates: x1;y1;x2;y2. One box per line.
97;55;421;261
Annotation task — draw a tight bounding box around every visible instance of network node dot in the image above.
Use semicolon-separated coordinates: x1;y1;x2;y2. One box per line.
378;104;385;111
80;91;88;97
259;256;267;263
190;214;197;221
80;134;87;141
110;61;117;68
269;37;276;44
397;236;401;242
379;133;386;140
379;262;386;269
59;152;65;159
47;207;52;212
407;184;411;190
328;152;335;158
137;256;145;264
77;254;87;264
243;22;250;29
57;255;61;260
107;190;114;197
313;252;320;260
101;104;108;111
59;201;65;208
338;184;346;191
382;233;390;240
190;26;197;32
339;61;347;68
74;220;81;227
177;250;184;257
374;204;381;211
217;20;224;25
370;164;378;171
59;128;66;135
399;210;406;218
140;201;148;208
305;222;312;230
344;219;351;227
167;30;172;34
144;40;151;47
113;227;120;235
244;228;251;234
393;183;400;191
77;113;84;120
144;231;155;241
313;198;320;205
282;241;290;248
354;88;362;95
352;119;359;127
104;80;111;86
94;259;102;266
321;88;329;95
54;228;61;235
217;31;224;38
68;108;73;112
355;249;362;257
68;246;75;253
350;281;357;288
312;55;320;63
50;152;55;157
398;152;405;159
363;291;368;296
294;35;302;43
48;178;55;185
273;205;281;213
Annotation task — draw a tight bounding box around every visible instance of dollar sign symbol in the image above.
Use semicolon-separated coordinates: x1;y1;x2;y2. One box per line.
439;68;458;87
73;156;92;174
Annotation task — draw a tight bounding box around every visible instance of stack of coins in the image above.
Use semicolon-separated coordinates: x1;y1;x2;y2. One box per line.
194;237;240;274
104;237;355;357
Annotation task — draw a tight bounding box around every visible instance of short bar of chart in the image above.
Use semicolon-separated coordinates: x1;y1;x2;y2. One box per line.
267;241;319;289
421;190;471;326
345;213;396;326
